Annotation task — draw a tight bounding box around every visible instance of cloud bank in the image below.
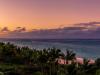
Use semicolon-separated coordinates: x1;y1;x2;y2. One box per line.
0;21;100;39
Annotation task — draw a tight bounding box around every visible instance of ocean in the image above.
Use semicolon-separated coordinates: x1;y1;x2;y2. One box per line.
0;38;100;59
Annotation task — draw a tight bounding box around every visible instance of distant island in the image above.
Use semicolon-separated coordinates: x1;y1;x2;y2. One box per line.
0;42;99;75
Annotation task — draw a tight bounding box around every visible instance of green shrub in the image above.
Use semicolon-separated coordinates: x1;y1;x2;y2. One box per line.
96;69;100;75
32;71;42;75
0;72;4;75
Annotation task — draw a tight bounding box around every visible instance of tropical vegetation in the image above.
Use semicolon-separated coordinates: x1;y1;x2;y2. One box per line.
0;42;99;75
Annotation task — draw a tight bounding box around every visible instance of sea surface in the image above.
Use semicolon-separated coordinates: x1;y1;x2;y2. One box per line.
0;38;100;59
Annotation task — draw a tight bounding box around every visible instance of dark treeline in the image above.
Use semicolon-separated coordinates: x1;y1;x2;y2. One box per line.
0;42;99;75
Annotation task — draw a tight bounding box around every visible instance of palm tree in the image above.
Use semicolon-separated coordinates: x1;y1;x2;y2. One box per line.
44;48;63;75
65;50;76;64
78;59;96;75
95;58;100;69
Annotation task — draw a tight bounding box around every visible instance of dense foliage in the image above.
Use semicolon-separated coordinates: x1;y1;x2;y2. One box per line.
0;42;99;75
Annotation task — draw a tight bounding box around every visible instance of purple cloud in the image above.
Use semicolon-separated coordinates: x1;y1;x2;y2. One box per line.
75;22;100;27
13;27;26;33
1;27;10;32
1;22;100;39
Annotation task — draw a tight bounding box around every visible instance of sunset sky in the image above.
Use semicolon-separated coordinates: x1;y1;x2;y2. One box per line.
0;0;100;30
0;0;100;38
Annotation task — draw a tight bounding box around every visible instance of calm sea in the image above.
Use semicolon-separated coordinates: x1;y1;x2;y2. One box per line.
0;38;100;59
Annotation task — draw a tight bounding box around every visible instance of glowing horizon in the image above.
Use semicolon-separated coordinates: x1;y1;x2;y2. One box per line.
0;0;100;31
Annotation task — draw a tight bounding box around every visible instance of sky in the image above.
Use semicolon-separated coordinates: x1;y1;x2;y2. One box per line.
0;0;100;38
